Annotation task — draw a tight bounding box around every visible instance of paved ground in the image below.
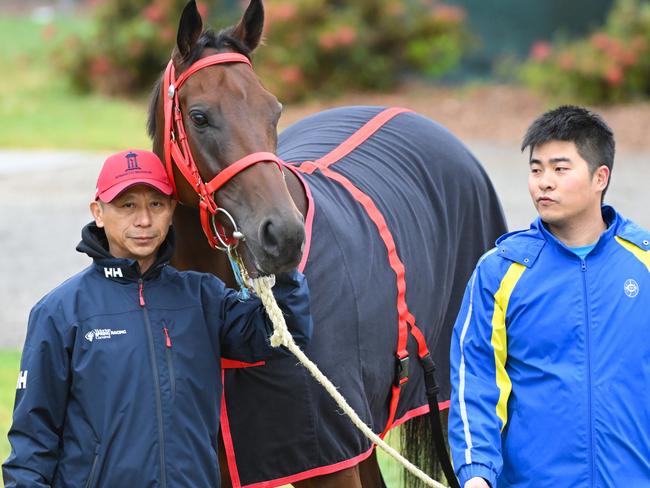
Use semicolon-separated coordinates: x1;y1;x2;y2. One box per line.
1;142;648;348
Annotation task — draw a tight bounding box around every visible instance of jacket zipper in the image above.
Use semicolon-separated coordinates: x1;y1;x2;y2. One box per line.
581;260;595;485
84;444;101;488
163;326;175;398
139;279;167;488
138;280;145;306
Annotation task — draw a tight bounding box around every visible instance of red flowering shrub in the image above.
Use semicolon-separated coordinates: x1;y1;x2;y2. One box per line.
62;0;467;100
61;0;212;95
256;0;469;101
522;0;650;103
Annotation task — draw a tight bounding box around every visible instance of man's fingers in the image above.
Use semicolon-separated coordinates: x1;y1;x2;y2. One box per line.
464;477;490;488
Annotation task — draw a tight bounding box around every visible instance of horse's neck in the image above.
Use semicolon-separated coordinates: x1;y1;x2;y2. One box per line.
170;167;307;288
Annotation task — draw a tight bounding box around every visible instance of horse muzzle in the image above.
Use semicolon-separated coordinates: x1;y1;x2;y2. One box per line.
243;210;305;275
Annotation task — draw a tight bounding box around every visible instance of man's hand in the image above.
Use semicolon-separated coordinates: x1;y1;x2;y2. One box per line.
464;477;490;488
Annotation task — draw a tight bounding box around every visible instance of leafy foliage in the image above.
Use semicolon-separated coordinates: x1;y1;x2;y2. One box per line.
61;0;212;95
256;0;469;101
61;0;467;101
522;0;650;104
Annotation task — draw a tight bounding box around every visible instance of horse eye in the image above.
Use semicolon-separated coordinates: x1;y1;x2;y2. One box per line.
189;111;208;128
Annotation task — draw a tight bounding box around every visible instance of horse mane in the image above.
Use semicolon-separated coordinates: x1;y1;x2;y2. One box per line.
146;28;252;140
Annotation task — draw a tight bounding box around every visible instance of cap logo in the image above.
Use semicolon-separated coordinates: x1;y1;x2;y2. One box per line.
125;151;142;171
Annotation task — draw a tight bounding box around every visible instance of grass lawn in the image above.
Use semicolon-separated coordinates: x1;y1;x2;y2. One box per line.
0;15;150;150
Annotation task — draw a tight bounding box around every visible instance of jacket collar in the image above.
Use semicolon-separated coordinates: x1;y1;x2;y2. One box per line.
534;205;619;257
76;222;175;282
497;205;627;266
615;215;650;251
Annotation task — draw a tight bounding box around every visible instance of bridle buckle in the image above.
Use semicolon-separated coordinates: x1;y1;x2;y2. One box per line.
210;207;244;251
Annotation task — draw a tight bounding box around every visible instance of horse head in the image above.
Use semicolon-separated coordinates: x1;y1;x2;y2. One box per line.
149;0;305;276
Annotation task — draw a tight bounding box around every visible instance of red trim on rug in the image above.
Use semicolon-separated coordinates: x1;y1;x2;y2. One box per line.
389;401;450;431
318;165;418;434
393;401;451;430
221;359;265;369
407;314;430;359
391;404;430;431
242;445;376;488
229;401;451;488
220;370;242;488
298;107;414;174
383;384;402;438
281;162;315;273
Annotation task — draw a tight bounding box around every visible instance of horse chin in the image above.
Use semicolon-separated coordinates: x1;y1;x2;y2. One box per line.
239;241;302;278
237;243;275;279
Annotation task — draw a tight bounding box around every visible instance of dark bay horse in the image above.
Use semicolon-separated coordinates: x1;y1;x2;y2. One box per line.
147;1;507;487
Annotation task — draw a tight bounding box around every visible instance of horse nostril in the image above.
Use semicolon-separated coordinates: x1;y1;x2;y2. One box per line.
258;215;306;270
259;219;281;258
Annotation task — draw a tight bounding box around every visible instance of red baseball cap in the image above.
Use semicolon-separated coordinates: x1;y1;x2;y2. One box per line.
95;149;174;202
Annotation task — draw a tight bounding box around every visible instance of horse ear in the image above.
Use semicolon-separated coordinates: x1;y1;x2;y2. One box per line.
231;0;264;52
176;0;203;61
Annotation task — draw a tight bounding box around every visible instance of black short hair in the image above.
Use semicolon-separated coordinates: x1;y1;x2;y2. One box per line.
521;105;615;195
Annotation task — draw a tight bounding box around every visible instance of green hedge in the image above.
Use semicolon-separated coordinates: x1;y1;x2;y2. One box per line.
254;0;469;101
61;0;210;95
522;0;650;103
61;0;468;101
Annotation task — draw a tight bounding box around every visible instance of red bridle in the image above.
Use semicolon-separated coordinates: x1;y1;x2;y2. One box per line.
163;52;283;249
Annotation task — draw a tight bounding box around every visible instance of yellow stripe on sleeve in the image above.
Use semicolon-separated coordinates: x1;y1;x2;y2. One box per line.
491;262;526;431
615;236;650;272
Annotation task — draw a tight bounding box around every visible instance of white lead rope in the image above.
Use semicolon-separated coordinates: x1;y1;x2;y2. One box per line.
250;275;449;488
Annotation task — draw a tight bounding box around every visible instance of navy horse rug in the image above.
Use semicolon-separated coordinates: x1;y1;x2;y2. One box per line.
220;106;507;487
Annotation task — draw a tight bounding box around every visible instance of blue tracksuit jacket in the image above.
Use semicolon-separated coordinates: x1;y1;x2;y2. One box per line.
3;223;312;487
449;206;650;487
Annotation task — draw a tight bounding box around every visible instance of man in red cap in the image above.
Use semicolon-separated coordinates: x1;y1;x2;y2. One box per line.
90;149;177;275
3;149;312;487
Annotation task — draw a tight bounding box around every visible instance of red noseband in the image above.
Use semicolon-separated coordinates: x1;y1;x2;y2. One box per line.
162;52;283;249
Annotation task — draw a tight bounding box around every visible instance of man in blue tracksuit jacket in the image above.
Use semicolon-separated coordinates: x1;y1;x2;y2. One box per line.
3;149;312;487
449;106;650;487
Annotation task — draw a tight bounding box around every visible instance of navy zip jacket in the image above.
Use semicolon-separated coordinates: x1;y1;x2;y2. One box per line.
3;223;312;488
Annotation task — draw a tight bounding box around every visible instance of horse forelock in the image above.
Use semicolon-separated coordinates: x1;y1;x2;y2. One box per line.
146;28;252;141
186;28;252;66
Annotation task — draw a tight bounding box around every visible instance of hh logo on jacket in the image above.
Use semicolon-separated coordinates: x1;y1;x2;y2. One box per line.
16;370;27;390
104;267;123;278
